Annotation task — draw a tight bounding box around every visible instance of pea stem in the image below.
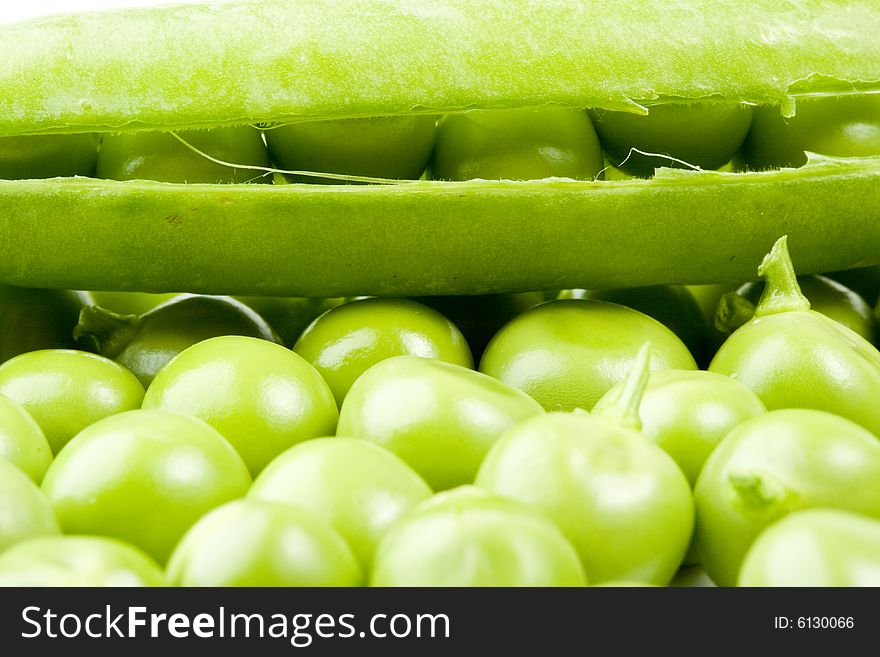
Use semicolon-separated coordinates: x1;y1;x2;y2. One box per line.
728;472;788;513
595;342;651;431
714;290;756;334
754;235;811;316
73;305;140;358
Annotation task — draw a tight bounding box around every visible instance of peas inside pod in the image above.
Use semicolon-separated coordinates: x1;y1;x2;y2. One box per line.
4;95;878;184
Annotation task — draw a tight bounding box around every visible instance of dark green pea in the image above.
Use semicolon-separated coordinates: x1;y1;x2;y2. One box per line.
0;286;93;363
739;95;880;170
412;292;545;362
75;294;280;387
589;102;753;177
685;283;740;360
823;264;880;307
0;134;99;179
265;115;436;184
87;291;179;317
233;296;349;346
96;126;272;183
431;107;604;181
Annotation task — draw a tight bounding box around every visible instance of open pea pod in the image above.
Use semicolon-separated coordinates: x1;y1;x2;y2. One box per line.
0;0;879;296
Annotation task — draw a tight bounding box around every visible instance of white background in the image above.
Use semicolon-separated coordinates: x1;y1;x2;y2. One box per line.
0;0;209;26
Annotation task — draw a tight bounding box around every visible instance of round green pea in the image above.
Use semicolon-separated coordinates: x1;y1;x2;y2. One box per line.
0;349;145;454
431;107;604;181
81;294;280;387
709;309;880;437
249;437;432;570
167;499;362;587
0;394;52;483
97;126;272;183
411;292;546;362
694;409;880;587
563;286;711;366
738;509;880;587
590;102;753;177
265;114;436;183
733;274;878;343
476;411;694;585
338;356;544;491
233;296;349;347
41;409;252;564
593;369;766;486
480;299;697;412
0;459;59;554
293;297;473;406
0;286;93;363
142;335;338;476
824;264;880;307
371;487;587;587
0;535;165;587
740;94;880;170
87;291;179;316
0;134;99;180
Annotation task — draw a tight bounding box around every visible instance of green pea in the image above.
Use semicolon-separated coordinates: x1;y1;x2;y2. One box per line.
0;535;165;587
293;297;473;407
0;134;99;180
167;499;362;587
87;291;178;316
431;107;604;181
563;286;711;366
337;355;544;491
0;349;145;454
589;102;753;177
411;292;545;363
142;335;338;476
738;509;880;587
719;274;879;343
694;409;880;586
0;286;93;363
76;294;280;387
0;394;52;484
233;296;349;346
593;369;766;487
371;487;587;587
823;264;880;307
249;437;432;571
739;95;880;170
0;459;59;554
709;237;880;436
477;348;694;585
480;299;697;412
97;126;272;183
265;115;436;183
41;409;252;564
685;282;740;359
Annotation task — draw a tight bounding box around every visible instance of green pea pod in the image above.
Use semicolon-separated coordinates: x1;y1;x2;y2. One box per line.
0;0;878;295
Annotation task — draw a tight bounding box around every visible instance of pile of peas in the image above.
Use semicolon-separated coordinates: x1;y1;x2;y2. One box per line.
1;93;880;587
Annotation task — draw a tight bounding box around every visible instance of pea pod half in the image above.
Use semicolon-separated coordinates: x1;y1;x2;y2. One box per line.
0;0;878;295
